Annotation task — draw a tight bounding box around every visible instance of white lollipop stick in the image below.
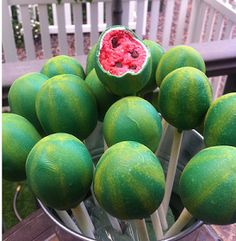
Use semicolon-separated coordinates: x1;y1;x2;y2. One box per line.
164;208;193;238
133;219;150;241
151;212;163;240
106;213;123;233
162;128;183;216
158;204;168;231
154;123;171;230
72;202;95;239
55;210;82;233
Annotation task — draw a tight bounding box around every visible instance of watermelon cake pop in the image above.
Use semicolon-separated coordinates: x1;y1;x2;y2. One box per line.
204;92;236;147
8;72;49;133
85;69;119;121
35;74;98;140
156;45;206;87
139;39;164;95
179;145;236;225
159;66;212;131
103;96;162;152
93;141;165;220
86;44;97;75
3;113;41;181
41;55;85;79
26;133;93;210
165;145;236;238
95;25;152;96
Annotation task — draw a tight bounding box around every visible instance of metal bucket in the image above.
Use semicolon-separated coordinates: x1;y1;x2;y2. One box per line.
39;123;204;241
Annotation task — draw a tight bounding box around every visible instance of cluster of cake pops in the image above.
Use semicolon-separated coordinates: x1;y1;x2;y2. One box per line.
3;25;236;241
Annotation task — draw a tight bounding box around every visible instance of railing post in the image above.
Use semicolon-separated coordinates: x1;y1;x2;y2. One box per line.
112;0;123;25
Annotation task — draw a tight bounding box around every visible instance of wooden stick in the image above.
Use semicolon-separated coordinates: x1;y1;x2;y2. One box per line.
162;128;183;216
133;219;150;241
55;210;82;233
72;202;95;239
155;122;170;157
151;212;163;240
155;124;171;230
106;213;123;233
164;208;193;238
158;204;168;231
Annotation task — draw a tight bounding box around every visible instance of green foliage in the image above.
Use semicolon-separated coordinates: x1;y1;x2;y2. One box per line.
11;5;41;48
2;180;38;231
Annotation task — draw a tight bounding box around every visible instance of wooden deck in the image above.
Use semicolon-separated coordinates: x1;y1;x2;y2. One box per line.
3;208;236;241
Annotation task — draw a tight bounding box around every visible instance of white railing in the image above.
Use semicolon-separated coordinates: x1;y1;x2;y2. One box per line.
3;0;236;62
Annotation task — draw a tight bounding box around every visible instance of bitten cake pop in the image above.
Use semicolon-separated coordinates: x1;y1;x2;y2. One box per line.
204;92;236;147
95;25;152;96
26;133;93;210
159;66;212;131
3;113;41;181
103;96;162;152
8;72;49;133
85;69;119;121
41;55;85;79
156;45;206;87
93;141;165;219
35;74;98;140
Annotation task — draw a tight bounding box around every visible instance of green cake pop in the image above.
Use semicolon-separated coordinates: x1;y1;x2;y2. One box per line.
204;93;236;147
26;133;93;210
85;69;119;121
165;145;236;238
179;145;236;225
139;39;164;95
159;66;212;131
35;74;98;140
156;45;206;87
93;141;165;220
8;72;49;133
3;113;41;181
41;55;85;79
158;66;212;218
86;44;97;75
103;96;162;152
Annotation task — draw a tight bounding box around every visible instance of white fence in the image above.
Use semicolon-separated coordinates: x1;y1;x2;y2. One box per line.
3;0;236;62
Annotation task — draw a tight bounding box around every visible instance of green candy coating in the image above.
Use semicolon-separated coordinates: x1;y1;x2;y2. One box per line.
95;25;152;96
179;146;236;225
204;93;236;147
159;67;212;130
3;113;41;181
103;96;162;152
8;72;49;133
85;69;119;121
139;39;164;94
93;141;165;219
36;74;98;140
26;133;93;210
156;45;206;87
41;55;85;79
86;44;97;75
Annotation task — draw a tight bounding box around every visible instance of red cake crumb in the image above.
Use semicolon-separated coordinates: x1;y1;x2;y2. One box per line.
99;29;147;76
